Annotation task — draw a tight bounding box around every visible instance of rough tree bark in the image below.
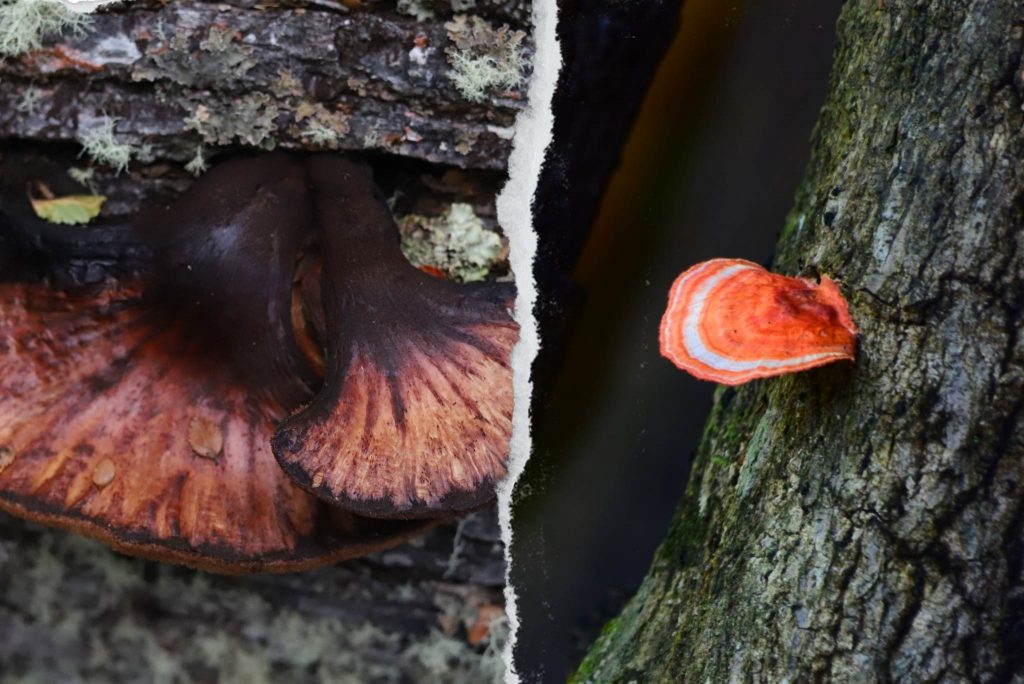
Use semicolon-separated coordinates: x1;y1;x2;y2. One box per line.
576;2;1024;682
0;0;529;680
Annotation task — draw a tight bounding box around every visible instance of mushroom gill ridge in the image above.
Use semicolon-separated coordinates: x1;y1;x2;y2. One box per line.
0;153;436;573
273;156;518;519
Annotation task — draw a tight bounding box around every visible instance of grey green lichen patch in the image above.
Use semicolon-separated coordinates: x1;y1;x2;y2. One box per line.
77;116;142;175
133;25;256;88
397;0;436;22
0;514;505;683
454;129;478;155
184;145;207;176
398;203;506;282
15;86;44;115
270;68;305;99
396;0;482;21
294;101;349;150
185;94;280;149
0;0;92;58
444;15;527;102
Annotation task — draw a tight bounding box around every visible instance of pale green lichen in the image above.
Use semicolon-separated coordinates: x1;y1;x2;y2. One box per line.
444;514;474;579
397;0;435;21
0;0;92;58
445;15;527;102
479;614;509;682
77;116;138;175
398;203;505;282
185;94;280;149
405;629;506;683
295;101;349;149
184;145;208;176
0;518;505;683
270;68;304;98
133;25;255;88
67;166;97;192
454;130;478;155
16;86;44;115
301;120;340;148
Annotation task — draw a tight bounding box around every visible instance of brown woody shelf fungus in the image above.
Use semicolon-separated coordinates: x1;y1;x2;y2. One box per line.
0;152;517;573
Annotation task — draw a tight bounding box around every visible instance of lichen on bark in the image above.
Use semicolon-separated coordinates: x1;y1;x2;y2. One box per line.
576;2;1024;681
0;0;531;171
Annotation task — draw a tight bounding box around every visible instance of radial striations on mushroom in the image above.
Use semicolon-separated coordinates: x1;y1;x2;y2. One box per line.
659;258;857;385
273;156;518;519
0;154;434;573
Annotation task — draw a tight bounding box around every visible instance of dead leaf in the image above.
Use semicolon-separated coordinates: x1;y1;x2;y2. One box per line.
30;194;106;225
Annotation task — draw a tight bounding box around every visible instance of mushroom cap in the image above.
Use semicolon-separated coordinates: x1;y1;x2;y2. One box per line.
0;281;432;573
659;258;857;385
272;157;517;519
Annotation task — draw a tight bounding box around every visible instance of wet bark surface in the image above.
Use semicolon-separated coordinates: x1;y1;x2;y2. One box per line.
576;2;1024;682
0;0;527;680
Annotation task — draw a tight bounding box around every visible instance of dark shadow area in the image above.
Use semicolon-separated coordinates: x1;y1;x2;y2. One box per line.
513;1;842;680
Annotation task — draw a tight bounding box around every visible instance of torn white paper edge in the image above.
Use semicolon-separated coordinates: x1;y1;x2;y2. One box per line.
495;0;560;681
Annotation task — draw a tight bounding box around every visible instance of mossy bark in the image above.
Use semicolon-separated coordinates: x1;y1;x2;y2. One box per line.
575;2;1024;681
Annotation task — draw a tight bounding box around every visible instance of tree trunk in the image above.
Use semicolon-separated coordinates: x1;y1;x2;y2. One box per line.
575;2;1024;682
0;1;527;680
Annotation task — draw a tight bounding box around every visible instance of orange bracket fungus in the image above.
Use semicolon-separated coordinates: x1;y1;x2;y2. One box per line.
659;258;857;385
0;153;516;572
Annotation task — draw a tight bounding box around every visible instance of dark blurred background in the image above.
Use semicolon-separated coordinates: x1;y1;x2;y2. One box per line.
513;1;843;680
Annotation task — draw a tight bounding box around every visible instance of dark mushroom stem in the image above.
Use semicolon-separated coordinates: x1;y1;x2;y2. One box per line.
139;154;322;410
273;156;518;519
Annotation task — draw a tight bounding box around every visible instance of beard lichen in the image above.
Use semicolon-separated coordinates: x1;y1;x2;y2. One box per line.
444;15;528;103
0;0;92;58
77;115;145;176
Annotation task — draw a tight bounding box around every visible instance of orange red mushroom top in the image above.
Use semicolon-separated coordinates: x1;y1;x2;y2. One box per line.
659;259;857;385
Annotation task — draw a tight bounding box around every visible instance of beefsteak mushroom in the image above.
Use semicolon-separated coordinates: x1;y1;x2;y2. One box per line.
0;152;514;573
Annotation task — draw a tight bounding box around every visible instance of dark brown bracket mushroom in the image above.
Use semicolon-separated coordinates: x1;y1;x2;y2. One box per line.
0;152;514;572
273;157;518;519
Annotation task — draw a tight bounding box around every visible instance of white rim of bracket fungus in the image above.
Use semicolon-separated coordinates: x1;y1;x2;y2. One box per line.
495;0;559;679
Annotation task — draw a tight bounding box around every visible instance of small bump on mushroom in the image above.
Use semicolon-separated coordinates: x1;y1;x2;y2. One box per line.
0;447;14;473
92;459;116;487
188;415;224;460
